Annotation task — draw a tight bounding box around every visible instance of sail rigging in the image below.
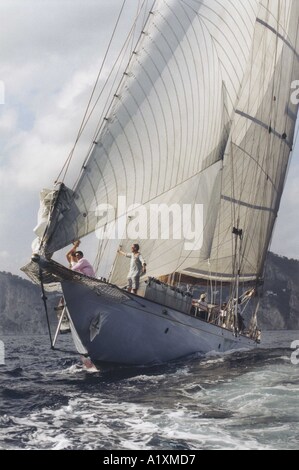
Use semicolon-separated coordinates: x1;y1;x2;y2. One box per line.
38;0;299;286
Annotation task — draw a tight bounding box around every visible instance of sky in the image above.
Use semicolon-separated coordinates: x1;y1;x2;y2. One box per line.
0;0;298;277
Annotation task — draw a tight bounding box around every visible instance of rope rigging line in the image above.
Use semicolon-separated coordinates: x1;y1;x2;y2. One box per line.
72;0;152;190
55;0;128;184
39;267;54;350
236;10;278;275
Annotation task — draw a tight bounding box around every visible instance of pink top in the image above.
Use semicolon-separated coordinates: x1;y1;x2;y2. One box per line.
72;258;96;277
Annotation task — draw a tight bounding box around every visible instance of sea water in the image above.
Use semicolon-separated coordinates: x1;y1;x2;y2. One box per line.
0;331;298;450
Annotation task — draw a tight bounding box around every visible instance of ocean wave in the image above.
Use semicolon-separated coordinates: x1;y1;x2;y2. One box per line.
0;333;298;450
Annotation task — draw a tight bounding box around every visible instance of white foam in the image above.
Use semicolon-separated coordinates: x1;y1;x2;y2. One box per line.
1;336;298;450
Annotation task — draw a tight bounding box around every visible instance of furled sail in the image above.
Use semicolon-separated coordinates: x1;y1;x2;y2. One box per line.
40;0;298;285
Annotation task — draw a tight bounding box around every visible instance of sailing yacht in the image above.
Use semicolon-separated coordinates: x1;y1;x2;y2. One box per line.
23;0;299;366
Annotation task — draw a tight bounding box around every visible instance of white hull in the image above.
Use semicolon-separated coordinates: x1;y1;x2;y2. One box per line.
61;279;257;366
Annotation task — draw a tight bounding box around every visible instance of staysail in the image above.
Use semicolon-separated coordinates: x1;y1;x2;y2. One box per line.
39;0;298;285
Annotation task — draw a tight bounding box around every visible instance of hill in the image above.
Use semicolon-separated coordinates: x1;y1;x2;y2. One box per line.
0;271;59;335
259;253;299;330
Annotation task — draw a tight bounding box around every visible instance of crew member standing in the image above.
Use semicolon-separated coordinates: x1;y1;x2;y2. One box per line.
118;244;146;294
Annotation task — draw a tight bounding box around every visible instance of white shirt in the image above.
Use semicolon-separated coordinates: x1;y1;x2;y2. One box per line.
72;258;96;277
126;252;146;278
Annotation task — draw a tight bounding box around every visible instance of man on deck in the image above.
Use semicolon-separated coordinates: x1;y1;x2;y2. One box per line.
72;251;96;277
117;243;146;294
66;241;95;277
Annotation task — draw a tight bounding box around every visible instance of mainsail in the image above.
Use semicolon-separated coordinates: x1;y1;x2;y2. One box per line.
39;0;299;286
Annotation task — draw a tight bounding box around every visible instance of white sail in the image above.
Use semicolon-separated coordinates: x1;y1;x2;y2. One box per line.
41;0;298;285
182;0;299;281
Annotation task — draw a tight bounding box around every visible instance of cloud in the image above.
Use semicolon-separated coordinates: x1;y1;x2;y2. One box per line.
0;62;108;195
0;108;17;134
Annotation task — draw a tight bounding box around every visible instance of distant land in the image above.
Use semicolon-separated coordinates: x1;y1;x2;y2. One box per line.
0;252;298;335
0;272;59;335
259;252;299;330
